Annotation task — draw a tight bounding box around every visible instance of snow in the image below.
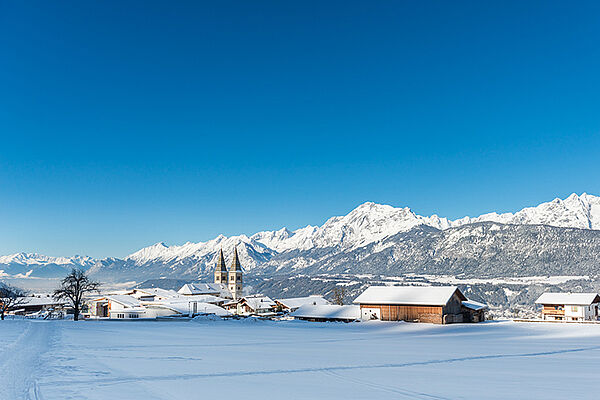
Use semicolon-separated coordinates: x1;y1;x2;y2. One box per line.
3;320;600;399
292;304;360;320
461;299;489;311
354;286;462;306
276;295;331;310
535;292;600;305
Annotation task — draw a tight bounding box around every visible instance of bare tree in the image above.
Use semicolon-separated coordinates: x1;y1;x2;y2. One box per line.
332;287;346;306
54;269;100;321
0;284;28;320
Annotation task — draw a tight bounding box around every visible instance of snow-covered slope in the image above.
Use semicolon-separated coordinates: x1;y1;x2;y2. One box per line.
3;193;599;280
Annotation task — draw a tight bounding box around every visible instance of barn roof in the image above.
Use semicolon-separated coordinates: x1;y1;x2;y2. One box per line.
276;295;330;309
535;292;600;305
353;286;466;306
291;304;360;320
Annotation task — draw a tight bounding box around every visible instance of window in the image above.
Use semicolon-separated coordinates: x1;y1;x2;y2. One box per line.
571;306;579;312
117;313;124;319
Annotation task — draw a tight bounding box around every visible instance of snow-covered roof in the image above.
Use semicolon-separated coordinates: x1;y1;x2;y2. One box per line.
535;292;600;305
178;283;230;296
462;299;489;311
104;295;142;308
276;295;331;309
19;296;69;307
241;295;276;311
291;304;360;320
354;286;465;306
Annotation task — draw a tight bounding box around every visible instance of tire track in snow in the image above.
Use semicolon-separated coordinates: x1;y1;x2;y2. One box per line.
322;370;451;400
0;321;55;400
39;344;600;387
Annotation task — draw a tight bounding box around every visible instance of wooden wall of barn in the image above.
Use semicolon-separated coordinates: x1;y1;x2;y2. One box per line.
361;304;444;324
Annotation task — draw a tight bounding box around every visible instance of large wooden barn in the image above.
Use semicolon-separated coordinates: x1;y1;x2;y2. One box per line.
354;286;487;324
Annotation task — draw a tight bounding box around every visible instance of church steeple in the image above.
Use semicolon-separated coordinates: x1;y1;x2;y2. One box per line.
228;246;243;300
213;248;228;285
230;247;242;271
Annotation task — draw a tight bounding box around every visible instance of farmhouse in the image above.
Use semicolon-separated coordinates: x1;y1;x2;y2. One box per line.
224;294;276;316
275;295;330;312
535;292;600;322
354;286;487;324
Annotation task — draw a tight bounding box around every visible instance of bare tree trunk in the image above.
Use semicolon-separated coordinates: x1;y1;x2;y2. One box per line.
1;313;4;320
74;305;79;321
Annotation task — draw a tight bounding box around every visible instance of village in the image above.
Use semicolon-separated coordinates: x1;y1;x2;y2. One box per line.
5;247;600;325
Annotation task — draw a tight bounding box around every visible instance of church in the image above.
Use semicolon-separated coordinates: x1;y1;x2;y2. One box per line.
213;247;243;300
177;247;244;301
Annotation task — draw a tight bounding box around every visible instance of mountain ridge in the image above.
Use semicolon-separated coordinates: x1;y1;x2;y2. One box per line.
1;193;599;280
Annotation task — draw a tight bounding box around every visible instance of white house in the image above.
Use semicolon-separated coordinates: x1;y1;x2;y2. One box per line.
535;292;600;321
89;292;230;319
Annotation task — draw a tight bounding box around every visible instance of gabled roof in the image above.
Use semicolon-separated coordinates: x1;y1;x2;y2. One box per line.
276;295;331;309
216;249;228;273
535;292;600;305
353;286;466;306
230;247;242;272
291;304;360;320
240;295;276;311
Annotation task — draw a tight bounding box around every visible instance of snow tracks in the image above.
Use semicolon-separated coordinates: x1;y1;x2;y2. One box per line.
0;320;56;400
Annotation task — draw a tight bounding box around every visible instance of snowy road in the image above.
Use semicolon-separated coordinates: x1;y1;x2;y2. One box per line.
1;319;600;399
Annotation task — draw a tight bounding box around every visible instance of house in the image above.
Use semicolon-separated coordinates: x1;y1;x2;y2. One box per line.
535;292;600;321
274;295;330;312
8;294;70;317
130;288;180;301
291;304;360;322
353;285;487;324
224;294;276;316
89;295;143;318
89;293;230;319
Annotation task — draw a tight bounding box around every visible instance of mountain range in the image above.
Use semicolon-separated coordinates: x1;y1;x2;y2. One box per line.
1;193;599;281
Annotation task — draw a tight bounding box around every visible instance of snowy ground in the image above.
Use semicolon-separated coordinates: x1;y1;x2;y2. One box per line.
1;319;600;399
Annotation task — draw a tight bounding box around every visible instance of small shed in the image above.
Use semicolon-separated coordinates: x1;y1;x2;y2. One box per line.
535;292;600;321
354;286;484;324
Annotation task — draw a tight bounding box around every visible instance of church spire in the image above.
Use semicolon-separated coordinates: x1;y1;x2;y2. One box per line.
230;246;242;272
214;248;228;285
216;248;227;273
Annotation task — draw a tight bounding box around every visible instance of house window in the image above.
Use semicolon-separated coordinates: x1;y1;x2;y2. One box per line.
117;314;124;319
571;306;578;312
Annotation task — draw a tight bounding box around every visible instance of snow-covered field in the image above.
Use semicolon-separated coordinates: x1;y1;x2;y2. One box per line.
1;319;600;399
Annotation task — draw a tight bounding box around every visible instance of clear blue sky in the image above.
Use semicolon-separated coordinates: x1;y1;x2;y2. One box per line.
1;1;599;259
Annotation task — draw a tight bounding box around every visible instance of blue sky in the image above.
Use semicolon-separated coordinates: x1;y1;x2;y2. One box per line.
1;1;599;258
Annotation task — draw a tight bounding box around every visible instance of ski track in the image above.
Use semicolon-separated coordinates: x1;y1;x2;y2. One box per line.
39;344;600;388
0;321;55;400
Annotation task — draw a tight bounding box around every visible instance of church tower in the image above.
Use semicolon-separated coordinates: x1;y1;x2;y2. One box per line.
228;247;243;301
213;249;228;285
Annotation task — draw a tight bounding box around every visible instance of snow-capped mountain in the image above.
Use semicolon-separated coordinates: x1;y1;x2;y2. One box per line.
0;253;96;278
2;193;599;280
